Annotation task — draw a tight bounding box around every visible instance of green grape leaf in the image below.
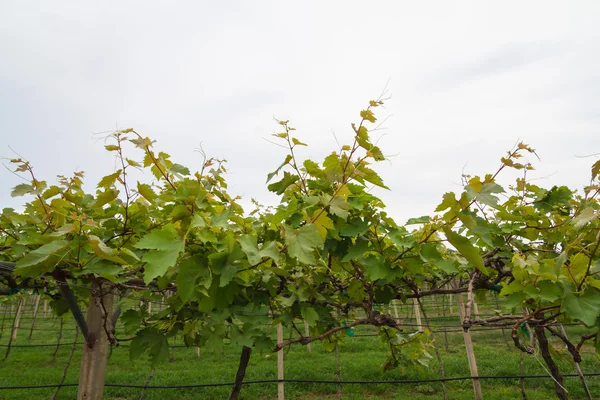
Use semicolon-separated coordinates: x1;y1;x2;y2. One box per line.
363;255;392;281
230;326;254;348
177;256;203;302
257;241;279;263
266;155;293;184
536;281;562;302
254;336;275;352
95;188;119;208
303;159;325;178
130;327;170;366
311;211;334;239
196;229;218;244
42;185;61;200
435;192;457;212
406;216;430;225
568;253;590;285
465;183;504;207
88;235;127;264
301;305;320;327
142;249;181;284
561;288;600;326
329;196;350;220
323;152;343;181
358;166;389;189
504;292;527;309
81;259;122;280
276;294;297;307
268;171;299;195
238;235;280;265
534;186;573;213
209;245;245;287
11;184;35;197
121;309;143;335
573;207;597;229
15;240;70;277
170;163;190;176
339;218;369;237
419;244;443;263
137;183;156;203
292;138;307;146
342;238;370;262
97;170;122;189
389;230;415;248
500;281;525;296
443;228;488;275
219;265;239;287
135;224;184;252
367;146;385;161
284;224;324;264
435;259;459;274
592;159;600;179
360;109;377;123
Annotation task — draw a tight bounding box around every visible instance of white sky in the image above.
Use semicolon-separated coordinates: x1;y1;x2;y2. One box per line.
1;1;599;223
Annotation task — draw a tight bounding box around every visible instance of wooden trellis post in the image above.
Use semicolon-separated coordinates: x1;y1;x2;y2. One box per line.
456;292;482;400
277;322;284;400
29;294;42;339
77;284;114;400
413;298;423;332
303;320;312;353
392;300;400;324
11;297;24;341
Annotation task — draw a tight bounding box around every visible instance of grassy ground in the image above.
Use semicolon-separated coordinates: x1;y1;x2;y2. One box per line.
0;297;598;399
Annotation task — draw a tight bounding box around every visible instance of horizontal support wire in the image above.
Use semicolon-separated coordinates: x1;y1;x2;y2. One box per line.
0;373;599;390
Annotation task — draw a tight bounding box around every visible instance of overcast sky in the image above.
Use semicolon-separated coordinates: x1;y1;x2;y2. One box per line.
1;1;599;223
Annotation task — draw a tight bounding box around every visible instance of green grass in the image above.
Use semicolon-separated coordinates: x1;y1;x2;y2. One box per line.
0;299;599;399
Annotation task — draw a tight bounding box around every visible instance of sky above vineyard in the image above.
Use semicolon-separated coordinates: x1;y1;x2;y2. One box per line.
1;1;599;223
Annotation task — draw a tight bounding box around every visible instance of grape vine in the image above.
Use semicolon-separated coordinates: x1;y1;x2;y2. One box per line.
1;100;599;399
